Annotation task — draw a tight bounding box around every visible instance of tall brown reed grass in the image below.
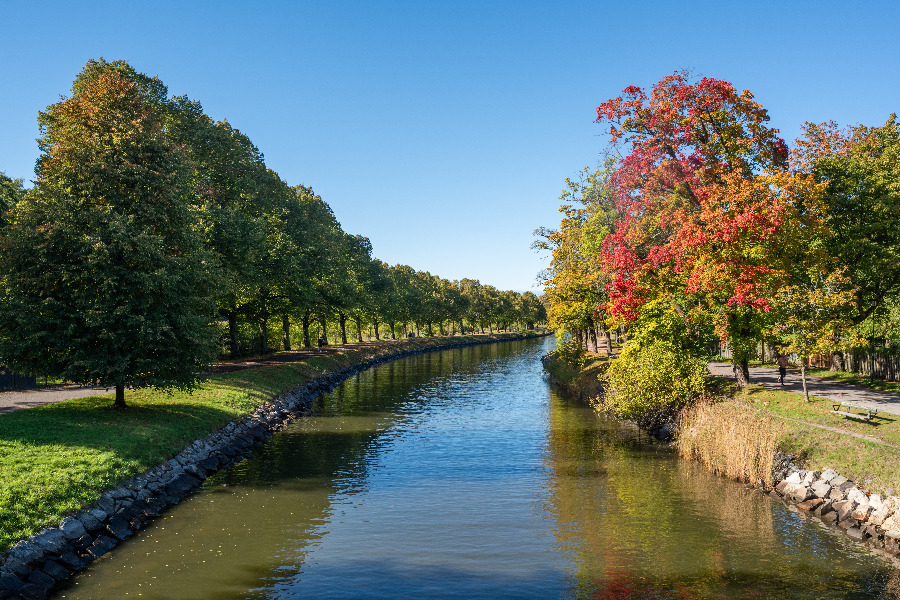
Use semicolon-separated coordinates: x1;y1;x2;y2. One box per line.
676;399;777;487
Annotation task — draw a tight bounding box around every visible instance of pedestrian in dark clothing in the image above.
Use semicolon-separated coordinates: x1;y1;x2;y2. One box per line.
776;353;789;385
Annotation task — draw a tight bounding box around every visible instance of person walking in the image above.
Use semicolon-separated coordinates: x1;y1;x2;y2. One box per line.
776;352;790;385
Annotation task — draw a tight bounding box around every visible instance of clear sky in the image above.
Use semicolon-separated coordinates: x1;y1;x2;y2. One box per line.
2;1;898;293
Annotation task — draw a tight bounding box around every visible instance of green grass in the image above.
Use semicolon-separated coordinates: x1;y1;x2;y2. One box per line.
723;380;900;494
0;332;540;553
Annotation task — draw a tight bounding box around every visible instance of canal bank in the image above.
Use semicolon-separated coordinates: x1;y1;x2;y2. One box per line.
542;347;900;569
0;332;548;600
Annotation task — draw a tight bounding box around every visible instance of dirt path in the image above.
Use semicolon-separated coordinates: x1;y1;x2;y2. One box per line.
707;362;900;417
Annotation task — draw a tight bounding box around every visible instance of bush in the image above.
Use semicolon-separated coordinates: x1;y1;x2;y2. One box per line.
600;339;707;421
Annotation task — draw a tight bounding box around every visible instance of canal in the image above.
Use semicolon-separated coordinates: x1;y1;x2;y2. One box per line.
56;337;897;598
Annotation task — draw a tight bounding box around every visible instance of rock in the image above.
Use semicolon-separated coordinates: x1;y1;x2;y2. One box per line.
0;574;25;593
26;569;54;590
73;534;93;551
820;468;839;482
839;480;856;492
885;530;900;541
775;481;790;496
105;516;132;541
87;509;108;526
852;504;873;522
835;501;858;522
6;541;43;568
870;506;891;526
56;552;85;571
95;495;114;514
109;487;131;501
829;487;847;501
868;494;885;511
815;500;834;516
803;470;820;484
882;515;899;531
798;498;824;511
87;536;117;558
845;527;866;541
40;560;69;582
810;481;831;498
785;472;803;485
31;528;67;555
847;488;868;505
16;582;50;600
787;484;814;503
59;517;86;541
829;475;849;488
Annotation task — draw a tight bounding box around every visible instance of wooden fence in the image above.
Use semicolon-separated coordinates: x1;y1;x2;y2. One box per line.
714;341;900;382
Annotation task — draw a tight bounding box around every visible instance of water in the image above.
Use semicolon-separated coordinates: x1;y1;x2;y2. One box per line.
55;337;898;599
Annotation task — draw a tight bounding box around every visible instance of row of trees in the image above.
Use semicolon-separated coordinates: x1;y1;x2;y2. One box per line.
538;71;900;398
0;59;546;407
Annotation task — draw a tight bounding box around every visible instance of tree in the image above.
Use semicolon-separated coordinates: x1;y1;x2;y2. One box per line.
594;72;821;386
795;116;900;329
0;65;217;408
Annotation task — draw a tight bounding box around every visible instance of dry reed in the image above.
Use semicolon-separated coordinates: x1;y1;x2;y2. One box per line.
676;399;777;487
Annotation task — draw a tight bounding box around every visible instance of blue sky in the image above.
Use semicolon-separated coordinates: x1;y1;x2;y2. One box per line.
2;1;898;293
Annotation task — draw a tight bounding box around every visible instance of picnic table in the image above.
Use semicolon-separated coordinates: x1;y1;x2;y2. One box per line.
831;402;878;421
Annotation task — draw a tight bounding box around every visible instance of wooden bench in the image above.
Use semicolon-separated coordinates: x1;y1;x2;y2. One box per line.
831;402;877;421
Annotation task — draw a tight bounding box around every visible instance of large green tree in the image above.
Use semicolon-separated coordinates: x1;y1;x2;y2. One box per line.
0;65;217;408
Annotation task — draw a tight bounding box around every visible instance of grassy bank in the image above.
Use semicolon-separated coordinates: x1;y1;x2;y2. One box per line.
541;350;609;400
0;332;540;553
545;349;900;494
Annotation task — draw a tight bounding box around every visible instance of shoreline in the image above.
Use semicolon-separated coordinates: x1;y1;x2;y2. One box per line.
541;349;900;569
0;332;549;600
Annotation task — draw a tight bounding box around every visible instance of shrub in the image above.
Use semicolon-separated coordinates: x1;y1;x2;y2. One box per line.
600;339;707;421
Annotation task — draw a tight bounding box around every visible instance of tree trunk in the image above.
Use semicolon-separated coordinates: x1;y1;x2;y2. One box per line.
339;313;348;344
438;321;445;336
733;358;751;388
355;316;363;343
302;310;311;348
259;317;268;354
227;311;239;358
416;323;421;337
282;314;291;351
390;322;396;339
374;319;380;340
831;350;845;372
114;384;126;409
427;321;433;336
801;362;810;402
318;314;328;346
459;319;464;335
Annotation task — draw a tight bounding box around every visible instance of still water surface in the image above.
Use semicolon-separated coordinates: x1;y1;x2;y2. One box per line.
57;337;897;598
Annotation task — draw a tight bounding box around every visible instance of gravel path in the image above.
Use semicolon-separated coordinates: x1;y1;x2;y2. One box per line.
707;361;900;416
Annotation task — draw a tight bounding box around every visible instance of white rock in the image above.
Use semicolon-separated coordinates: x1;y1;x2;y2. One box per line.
848;488;869;505
785;472;803;485
820;468;839;482
869;494;885;511
803;471;820;484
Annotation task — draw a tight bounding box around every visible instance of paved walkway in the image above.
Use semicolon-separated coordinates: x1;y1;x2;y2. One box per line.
707;362;900;416
0;384;115;414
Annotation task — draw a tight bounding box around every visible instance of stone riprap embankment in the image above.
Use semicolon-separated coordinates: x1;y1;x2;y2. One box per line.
0;333;545;600
769;452;900;563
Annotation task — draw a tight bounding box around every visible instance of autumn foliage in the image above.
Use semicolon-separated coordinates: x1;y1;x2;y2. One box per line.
540;70;899;389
